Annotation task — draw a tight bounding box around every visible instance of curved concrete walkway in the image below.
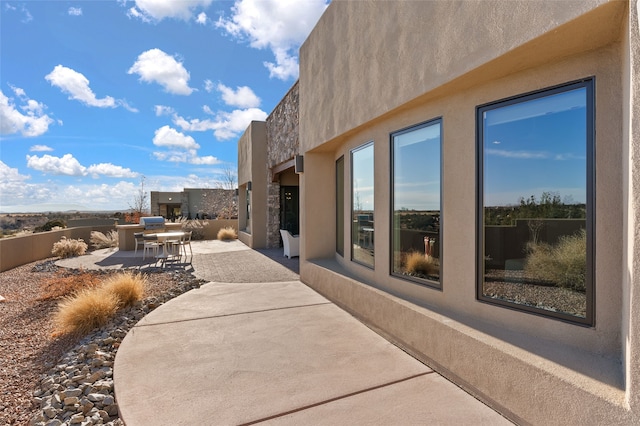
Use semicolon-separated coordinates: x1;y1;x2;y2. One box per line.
62;241;511;425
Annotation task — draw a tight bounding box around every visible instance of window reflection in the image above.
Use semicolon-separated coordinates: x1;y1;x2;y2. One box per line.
391;120;441;284
479;81;593;323
336;156;344;256
351;142;374;267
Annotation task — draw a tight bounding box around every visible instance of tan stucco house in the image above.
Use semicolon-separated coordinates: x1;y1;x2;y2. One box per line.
238;1;640;423
150;188;236;220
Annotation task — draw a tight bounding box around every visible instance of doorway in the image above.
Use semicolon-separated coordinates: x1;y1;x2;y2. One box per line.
280;186;299;236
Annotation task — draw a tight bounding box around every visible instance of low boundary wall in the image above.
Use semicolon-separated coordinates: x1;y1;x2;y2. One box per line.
0;220;238;273
0;226;114;273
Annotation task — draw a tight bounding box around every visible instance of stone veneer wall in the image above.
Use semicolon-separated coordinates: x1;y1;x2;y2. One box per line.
150;192;159;216
265;81;300;248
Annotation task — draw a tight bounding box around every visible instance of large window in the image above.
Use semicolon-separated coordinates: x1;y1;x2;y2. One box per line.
477;79;594;325
351;142;375;268
391;119;442;286
336;156;345;257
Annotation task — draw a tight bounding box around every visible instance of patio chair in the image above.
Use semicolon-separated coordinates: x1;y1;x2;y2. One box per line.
142;234;161;260
134;232;145;256
174;231;193;257
280;229;300;259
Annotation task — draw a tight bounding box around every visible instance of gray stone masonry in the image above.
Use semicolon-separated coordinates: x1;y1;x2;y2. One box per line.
265;82;299;248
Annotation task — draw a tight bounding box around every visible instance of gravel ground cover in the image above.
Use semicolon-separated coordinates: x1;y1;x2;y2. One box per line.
0;259;205;425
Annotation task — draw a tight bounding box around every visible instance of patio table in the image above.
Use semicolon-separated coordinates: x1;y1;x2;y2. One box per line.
151;231;186;260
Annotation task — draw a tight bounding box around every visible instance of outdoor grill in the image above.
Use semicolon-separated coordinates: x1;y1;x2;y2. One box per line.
139;216;166;231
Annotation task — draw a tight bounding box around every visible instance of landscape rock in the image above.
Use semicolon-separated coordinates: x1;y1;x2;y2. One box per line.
28;269;205;425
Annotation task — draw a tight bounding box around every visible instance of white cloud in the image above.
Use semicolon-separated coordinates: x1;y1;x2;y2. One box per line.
153;125;199;150
190;155;220;165
196;12;207;24
154;105;175;116
68;7;82;16
128;0;213;22
204;79;215;93
486;149;549;159
26;153;87;176
45;65;118;108
128;49;194;95
86;163;139;179
173;107;267;140
217;0;327;80
151;125;222;165
5;3;33;23
0;161;52;207
202;105;214;115
126;6;151;23
0;88;54;137
217;83;260;108
26;153;137;178
30;145;53;152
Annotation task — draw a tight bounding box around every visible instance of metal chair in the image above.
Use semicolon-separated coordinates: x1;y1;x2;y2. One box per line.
134;232;145;256
142;234;161;260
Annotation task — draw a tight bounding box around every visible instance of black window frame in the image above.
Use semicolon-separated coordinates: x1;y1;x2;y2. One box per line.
476;78;595;326
389;118;443;289
351;141;375;269
336;155;345;257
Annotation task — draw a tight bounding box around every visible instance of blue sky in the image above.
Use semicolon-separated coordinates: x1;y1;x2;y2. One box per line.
0;0;328;213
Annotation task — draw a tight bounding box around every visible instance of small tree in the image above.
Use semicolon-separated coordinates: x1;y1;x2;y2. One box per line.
126;177;149;223
199;166;238;219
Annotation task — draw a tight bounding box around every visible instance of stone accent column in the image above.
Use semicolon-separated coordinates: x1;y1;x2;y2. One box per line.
266;180;281;248
181;192;190;219
150;192;159;216
265;81;300;248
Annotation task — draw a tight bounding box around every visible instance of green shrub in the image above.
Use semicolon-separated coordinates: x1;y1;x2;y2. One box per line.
90;230;119;249
101;271;146;308
53;288;119;336
217;226;237;241
51;237;88;258
36;219;66;232
525;229;587;292
404;251;439;277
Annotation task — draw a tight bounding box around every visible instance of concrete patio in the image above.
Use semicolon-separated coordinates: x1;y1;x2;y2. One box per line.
59;240;512;425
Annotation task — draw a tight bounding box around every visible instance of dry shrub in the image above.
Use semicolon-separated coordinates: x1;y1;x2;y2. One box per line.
52;271;147;336
525;229;587;292
405;251;439;277
38;272;101;301
53;288;119;336
101;271;146;308
51;237;87;258
180;218;208;240
90;230;119;249
217;226;237;241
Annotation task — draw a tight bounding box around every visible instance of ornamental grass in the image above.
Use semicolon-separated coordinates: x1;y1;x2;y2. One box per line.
53;288;119;336
525;229;587;292
101;271;146;308
90;230;119;249
217;226;237;241
52;271;146;336
51;237;88;258
405;251;439;277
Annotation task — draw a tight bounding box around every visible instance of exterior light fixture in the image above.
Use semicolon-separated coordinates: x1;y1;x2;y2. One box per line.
247;181;252;191
295;155;304;173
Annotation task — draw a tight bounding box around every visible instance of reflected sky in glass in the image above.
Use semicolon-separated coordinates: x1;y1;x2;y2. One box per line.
484;87;587;206
394;123;441;211
352;143;374;212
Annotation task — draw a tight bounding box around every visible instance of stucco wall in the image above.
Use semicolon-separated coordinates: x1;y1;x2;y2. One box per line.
0;226;114;272
237;121;268;248
298;0;635;423
300;0;623;150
